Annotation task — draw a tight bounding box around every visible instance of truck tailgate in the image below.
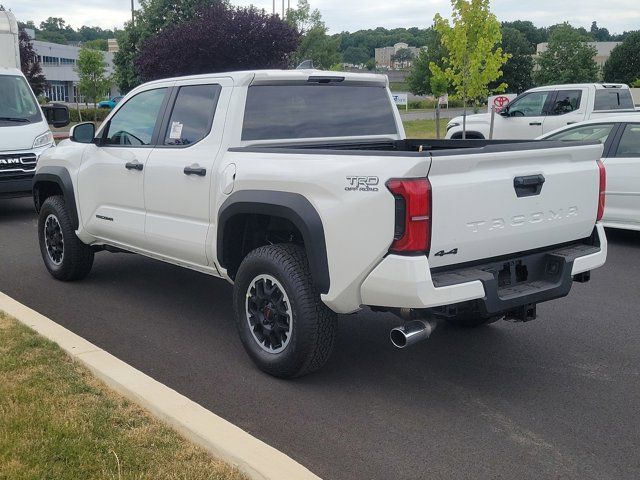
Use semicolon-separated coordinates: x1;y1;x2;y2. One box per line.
427;142;603;269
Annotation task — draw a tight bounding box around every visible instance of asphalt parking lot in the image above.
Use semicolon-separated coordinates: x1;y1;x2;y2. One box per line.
1;196;639;480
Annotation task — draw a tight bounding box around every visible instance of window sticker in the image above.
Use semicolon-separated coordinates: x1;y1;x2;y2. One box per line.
169;121;183;139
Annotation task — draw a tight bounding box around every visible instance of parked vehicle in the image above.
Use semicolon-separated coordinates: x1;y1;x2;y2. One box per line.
33;69;607;377
540;115;640;231
98;96;123;109
0;10;68;198
446;83;638;140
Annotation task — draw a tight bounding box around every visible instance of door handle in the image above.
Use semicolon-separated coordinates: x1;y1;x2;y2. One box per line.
514;174;545;198
125;161;143;171
529;122;542;126
184;165;207;176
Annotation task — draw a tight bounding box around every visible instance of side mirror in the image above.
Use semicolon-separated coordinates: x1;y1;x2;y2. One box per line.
70;122;96;144
42;104;70;128
498;106;510;117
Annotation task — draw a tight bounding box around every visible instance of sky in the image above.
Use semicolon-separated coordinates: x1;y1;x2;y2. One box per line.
6;0;640;35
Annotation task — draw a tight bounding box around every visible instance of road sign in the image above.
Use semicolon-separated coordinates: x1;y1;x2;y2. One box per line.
393;93;408;106
488;94;517;113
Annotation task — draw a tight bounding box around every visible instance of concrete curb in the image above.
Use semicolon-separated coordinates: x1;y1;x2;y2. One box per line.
0;291;321;480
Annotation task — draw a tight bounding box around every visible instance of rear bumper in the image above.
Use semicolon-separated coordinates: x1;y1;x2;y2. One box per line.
360;224;607;311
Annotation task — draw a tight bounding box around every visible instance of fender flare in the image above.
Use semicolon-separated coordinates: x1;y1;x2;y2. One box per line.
32;166;79;229
217;190;330;294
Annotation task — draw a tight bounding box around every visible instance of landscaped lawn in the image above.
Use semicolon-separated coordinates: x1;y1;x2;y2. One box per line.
402;118;449;139
0;312;247;480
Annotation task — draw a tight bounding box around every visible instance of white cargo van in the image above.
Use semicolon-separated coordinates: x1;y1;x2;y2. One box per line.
0;9;68;198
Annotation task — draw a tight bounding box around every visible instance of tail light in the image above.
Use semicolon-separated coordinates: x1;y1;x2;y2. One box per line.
386;178;431;254
597;159;606;222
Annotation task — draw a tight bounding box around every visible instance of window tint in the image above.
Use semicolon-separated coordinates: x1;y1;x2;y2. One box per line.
105;88;166;146
548;90;582;116
163;84;221;146
242;84;398;141
506;91;551;117
594;89;635;111
614;124;640;158
546;123;615;143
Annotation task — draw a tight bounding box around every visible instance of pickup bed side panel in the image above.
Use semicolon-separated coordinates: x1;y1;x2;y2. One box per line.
217;150;431;314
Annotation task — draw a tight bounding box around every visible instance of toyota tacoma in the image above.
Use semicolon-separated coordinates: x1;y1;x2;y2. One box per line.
32;69;608;377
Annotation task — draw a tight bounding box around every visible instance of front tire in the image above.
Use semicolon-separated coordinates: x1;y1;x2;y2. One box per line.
38;195;94;281
233;244;337;378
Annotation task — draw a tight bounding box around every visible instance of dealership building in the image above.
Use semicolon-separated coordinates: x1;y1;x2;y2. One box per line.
26;33;118;103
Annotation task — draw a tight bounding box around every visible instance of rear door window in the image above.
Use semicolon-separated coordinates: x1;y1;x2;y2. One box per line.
548;90;582;116
242;84;398;141
594;90;635;111
614;124;640;158
163;84;221;146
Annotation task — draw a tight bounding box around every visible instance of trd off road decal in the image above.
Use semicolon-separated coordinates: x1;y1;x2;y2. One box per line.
345;176;379;192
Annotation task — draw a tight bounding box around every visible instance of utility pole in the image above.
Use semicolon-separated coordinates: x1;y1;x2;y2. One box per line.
273;0;275;15
282;0;284;18
131;0;135;25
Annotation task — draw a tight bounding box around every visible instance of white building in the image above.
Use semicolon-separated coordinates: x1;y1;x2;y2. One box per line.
32;39;118;103
375;42;423;69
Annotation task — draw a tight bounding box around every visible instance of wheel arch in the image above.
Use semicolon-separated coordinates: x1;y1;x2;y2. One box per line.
217;190;330;294
32;166;79;229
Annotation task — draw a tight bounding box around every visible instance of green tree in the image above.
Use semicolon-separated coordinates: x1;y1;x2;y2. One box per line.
81;39;108;51
603;31;640;85
430;0;509;137
391;47;415;68
495;27;534;93
286;0;341;69
590;21;611;41
113;0;226;93
501;20;545;51
535;23;598;85
76;47;111;121
342;46;370;66
406;27;446;96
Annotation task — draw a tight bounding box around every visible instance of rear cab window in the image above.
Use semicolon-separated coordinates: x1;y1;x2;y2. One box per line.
594;89;635;111
241;82;398;141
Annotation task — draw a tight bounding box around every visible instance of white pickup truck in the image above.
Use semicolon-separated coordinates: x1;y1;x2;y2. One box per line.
33;70;607;378
446;83;638;140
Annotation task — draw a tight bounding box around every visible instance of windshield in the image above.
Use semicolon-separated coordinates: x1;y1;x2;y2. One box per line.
0;75;43;124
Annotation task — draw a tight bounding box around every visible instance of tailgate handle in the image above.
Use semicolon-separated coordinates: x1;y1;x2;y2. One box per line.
514;174;545;198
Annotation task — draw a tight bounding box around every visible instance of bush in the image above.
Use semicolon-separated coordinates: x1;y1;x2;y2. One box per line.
407;98;467;109
69;108;111;123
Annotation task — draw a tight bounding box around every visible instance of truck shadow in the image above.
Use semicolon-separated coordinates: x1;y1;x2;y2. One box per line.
0;197;35;222
604;226;640;247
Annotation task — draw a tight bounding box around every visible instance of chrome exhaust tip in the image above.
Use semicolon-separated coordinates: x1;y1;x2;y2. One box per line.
390;319;437;349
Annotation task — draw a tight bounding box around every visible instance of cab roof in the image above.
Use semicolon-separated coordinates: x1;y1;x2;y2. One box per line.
140;69;389;88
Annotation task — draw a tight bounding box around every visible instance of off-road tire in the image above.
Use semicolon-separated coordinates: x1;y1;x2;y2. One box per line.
38;195;94;281
233;244;337;378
